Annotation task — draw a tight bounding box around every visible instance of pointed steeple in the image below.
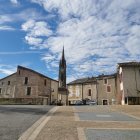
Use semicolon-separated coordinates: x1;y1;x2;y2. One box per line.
60;46;66;67
62;46;65;61
58;46;66;88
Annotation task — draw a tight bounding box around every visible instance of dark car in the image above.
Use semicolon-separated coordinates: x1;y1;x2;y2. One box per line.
75;100;83;105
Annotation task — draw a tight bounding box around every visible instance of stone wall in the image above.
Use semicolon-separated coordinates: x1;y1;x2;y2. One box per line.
97;77;117;105
83;84;97;101
0;73;17;98
0;98;45;105
0;66;58;105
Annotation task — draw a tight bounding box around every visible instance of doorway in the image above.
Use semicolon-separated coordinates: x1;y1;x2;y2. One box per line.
103;99;108;105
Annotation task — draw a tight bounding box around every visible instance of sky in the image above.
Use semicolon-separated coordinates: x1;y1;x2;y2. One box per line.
0;0;140;82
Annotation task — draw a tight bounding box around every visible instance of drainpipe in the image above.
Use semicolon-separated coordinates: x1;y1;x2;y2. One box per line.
134;66;138;91
50;80;51;105
82;83;83;100
96;79;98;105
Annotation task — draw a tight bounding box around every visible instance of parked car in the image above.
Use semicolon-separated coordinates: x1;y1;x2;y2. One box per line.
86;100;96;105
75;100;83;105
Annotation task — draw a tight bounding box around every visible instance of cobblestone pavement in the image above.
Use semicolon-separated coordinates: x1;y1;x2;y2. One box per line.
36;105;140;140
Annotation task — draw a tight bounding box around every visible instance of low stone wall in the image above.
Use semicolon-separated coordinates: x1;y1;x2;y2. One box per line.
0;98;46;105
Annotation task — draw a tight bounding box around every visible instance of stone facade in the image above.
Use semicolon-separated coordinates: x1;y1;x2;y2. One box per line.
96;74;117;105
68;62;140;105
117;62;140;105
67;78;97;104
0;66;58;105
68;75;117;105
0;73;17;98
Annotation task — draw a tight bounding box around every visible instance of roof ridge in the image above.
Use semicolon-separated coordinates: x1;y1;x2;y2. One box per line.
17;65;58;82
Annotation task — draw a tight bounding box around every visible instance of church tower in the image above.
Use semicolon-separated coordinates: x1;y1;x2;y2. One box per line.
59;47;66;88
58;47;68;105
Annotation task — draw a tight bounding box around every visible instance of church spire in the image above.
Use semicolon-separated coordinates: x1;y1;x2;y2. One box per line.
61;46;66;66
62;46;65;61
59;46;66;88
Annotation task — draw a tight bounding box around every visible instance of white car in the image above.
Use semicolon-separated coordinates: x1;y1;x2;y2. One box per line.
86;100;96;105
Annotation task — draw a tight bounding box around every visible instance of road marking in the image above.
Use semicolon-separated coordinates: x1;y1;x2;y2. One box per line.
73;107;80;121
120;112;140;120
18;106;58;140
96;115;111;117
77;127;86;140
85;127;140;130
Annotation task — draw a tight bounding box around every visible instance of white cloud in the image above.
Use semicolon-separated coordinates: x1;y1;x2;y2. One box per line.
22;20;53;47
28;0;140;82
0;26;15;31
10;0;19;4
0;51;42;55
0;65;16;75
124;25;140;55
41;54;56;61
0;15;13;24
25;36;43;47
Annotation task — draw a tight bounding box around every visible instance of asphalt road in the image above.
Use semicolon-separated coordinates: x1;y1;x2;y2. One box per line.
0;105;53;140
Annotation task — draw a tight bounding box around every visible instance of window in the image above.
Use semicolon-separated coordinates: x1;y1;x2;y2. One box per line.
27;87;31;95
44;79;46;86
24;77;28;85
1;82;3;85
107;85;111;92
8;81;10;85
19;70;20;75
0;88;2;94
88;89;91;96
104;79;108;84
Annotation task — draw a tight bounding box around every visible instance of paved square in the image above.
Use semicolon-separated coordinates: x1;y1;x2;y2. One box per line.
85;129;140;140
76;112;138;121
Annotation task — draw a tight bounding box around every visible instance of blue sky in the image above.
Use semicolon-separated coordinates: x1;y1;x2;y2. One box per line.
0;0;140;82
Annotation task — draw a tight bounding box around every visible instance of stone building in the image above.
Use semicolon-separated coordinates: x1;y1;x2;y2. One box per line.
0;65;58;105
67;74;117;105
117;62;140;105
67;77;97;104
96;74;117;105
68;61;140;105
